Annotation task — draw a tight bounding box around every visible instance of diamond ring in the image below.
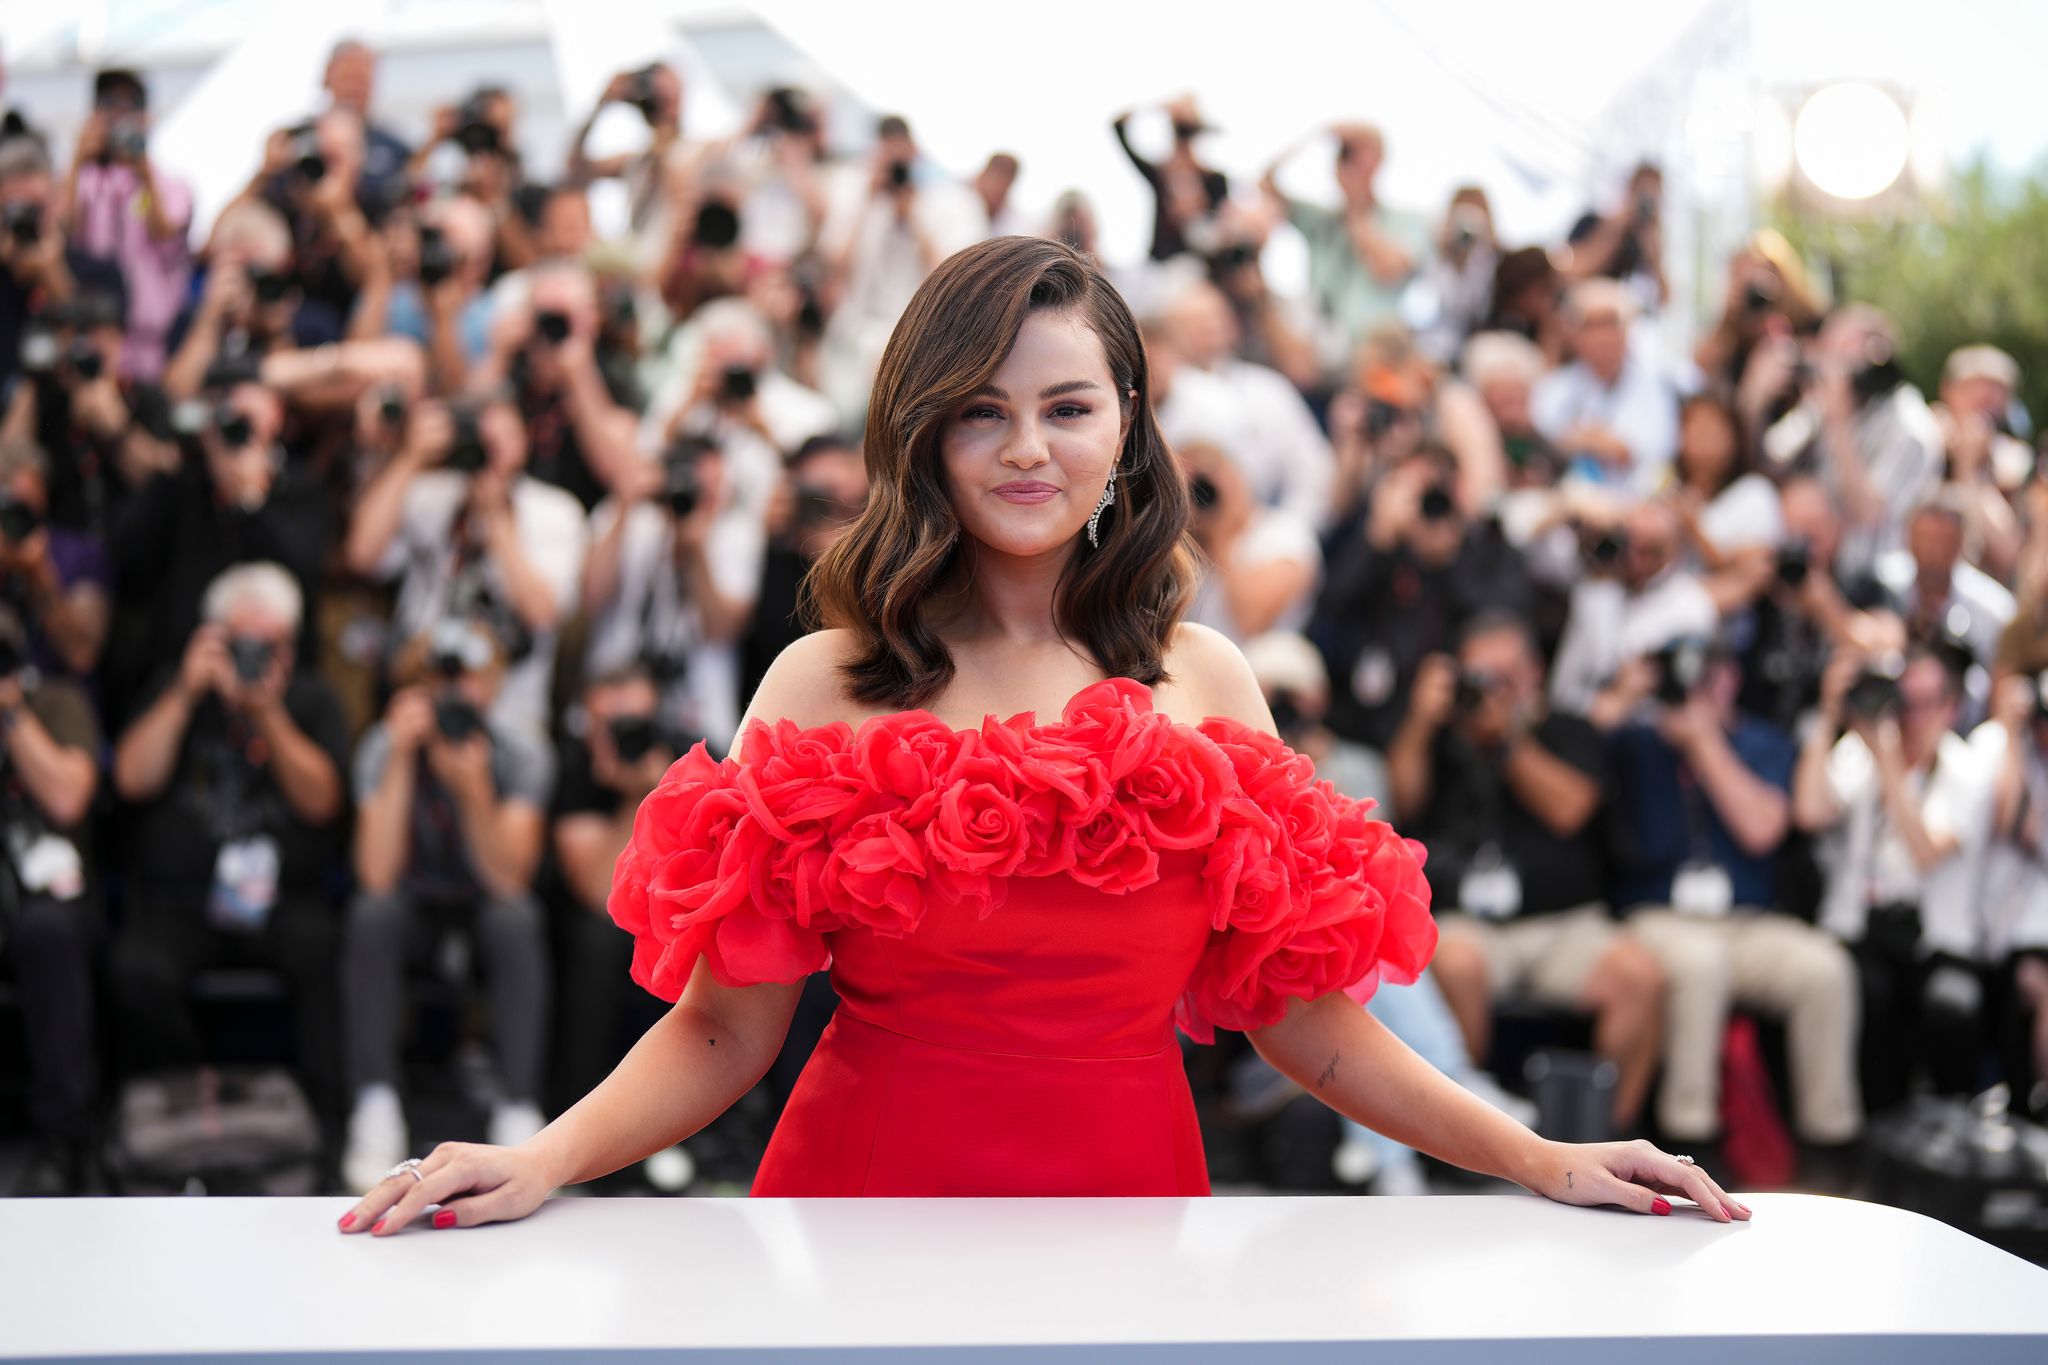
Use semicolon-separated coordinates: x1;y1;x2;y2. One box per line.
386;1157;426;1183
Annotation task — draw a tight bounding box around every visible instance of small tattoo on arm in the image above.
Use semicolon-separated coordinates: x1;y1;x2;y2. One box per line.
1567;1171;1573;1189
708;1038;716;1047
1316;1051;1339;1089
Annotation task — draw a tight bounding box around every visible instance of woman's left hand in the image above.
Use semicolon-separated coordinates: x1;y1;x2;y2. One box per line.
1524;1137;1752;1223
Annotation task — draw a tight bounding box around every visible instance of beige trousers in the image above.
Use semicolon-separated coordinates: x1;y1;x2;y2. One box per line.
1626;907;1863;1144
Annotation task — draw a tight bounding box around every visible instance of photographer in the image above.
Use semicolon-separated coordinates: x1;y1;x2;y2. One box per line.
1111;97;1229;264
1388;611;1665;1133
1202;218;1323;393
1410;185;1499;367
1152;278;1333;534
1793;646;1994;1116
0;436;108;681
341;619;551;1193
1933;346;2028;582
212;109;384;345
1258;121;1429;354
1874;492;2013;680
583;433;756;752
1530;278;1677;494
52;69;191;383
384;195;497;389
469;260;639;510
1;135;121;390
1180;439;1319;644
321;41;413;223
1551;499;1719;726
108;564;350;1154
106;379;329;719
1612;639;1863;1159
549;666;684;1115
739;433;867;704
1463;330;1565;490
568;64;684;239
1969;672;2048;1122
345;392;587;741
1773;304;1943;583
1313;444;1530;749
0;604;103;1194
4;282;155;536
1562;161;1669;313
718;85;831;266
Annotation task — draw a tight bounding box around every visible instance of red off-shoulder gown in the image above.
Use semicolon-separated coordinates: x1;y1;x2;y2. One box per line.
606;678;1436;1196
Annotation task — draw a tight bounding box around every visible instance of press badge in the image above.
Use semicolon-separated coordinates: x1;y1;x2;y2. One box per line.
1460;846;1522;921
208;836;281;933
1670;861;1734;917
8;827;84;901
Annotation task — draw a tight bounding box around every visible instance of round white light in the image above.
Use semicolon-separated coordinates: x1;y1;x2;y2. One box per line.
1794;83;1910;200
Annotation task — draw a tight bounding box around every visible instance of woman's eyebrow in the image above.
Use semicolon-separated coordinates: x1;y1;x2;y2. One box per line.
970;379;1105;400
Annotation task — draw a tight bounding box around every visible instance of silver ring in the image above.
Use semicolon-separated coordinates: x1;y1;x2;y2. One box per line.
1674;1154;1696;1165
386;1157;425;1183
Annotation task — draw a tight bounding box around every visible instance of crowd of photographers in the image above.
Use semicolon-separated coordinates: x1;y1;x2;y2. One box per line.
0;48;2041;1199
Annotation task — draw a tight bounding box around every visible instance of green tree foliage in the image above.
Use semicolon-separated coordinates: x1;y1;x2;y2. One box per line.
1774;160;2048;428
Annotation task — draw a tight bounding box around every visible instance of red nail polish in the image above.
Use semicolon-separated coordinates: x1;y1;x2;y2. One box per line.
1652;1197;1672;1215
338;1212;356;1230
371;1218;386;1234
433;1209;457;1229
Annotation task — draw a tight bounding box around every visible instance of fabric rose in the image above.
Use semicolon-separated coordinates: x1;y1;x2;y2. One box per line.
850;712;971;804
1069;800;1161;895
1118;722;1233;851
975;715;1112;876
734;716;869;837
1202;795;1292;933
818;810;931;936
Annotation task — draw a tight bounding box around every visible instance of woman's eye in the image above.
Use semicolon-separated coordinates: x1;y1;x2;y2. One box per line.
1052;404;1091;419
962;406;1002;422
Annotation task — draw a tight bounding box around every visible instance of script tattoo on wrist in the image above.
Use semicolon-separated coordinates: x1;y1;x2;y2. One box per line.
1316;1051;1339;1089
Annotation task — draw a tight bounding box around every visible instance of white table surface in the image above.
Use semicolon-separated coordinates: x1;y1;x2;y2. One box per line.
2;1191;2045;1362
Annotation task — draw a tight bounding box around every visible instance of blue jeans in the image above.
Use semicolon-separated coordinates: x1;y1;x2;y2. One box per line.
1342;970;1479;1171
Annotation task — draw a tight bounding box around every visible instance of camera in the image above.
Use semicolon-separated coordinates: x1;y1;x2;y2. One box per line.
428;617;495;681
765;86;815;136
627;65;663;120
1653;638;1711;707
0;497;41;545
376;385;406;430
446;403;487;474
887;159;912;190
1776;538;1812;589
1742;279;1778;315
1418;483;1456;522
1267;688;1309;740
245;263;291;304
3;200;40;245
608;713;667;765
1453;668;1500;717
454;94;499;155
1188;473;1219;514
228;636;274;685
286;123;325;183
109;116;147;162
416;224;457;287
691;200;741;249
719;364;757;404
1844;656;1905;721
1850;335;1906;406
534;309;572;345
1581;524;1627;571
66;336;103;382
214;402;255;449
433;695;485;744
1364;397;1405;439
662;435;715;517
1208;241;1255;278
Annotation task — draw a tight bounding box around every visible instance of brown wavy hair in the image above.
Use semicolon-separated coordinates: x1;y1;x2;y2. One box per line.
800;236;1196;708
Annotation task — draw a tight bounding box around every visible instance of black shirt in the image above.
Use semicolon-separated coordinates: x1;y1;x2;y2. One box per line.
123;670;351;908
1410;712;1612;919
1111;116;1229;263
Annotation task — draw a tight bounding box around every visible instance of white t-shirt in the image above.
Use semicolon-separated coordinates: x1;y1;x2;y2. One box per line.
583;495;765;754
1185;509;1322;644
1155;360;1335;535
1696;473;1785;556
373;470;589;740
1817;729;1993;959
1548;569;1718;718
1965;720;2048;957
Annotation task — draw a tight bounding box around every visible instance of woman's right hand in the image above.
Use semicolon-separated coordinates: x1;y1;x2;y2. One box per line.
336;1140;557;1237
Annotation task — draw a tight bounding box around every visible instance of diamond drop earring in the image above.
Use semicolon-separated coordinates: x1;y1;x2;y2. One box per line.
1087;463;1118;548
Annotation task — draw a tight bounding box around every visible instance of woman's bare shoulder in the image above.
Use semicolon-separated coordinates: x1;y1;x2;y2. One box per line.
739;629;865;735
1166;622;1278;736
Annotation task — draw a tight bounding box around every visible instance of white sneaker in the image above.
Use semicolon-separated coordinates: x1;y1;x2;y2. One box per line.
642;1144;695;1192
488;1100;546;1149
342;1085;408;1195
1466;1072;1541;1130
1372;1159;1431;1197
1332;1137;1379;1186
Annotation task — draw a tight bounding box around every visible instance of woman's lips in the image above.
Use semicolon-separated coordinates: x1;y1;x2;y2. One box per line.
992;482;1059;503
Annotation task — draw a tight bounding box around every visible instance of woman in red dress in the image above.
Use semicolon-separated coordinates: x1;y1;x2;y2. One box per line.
341;237;1750;1232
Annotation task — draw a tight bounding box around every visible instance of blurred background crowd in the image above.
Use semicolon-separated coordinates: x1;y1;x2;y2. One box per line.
0;3;2046;1251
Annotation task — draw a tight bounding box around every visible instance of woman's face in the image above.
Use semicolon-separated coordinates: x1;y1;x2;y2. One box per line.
1679;404;1737;485
939;309;1128;562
